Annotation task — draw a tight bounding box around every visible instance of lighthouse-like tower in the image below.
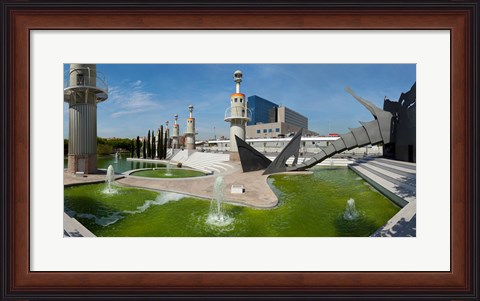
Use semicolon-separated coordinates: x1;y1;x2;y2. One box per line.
185;105;196;150
224;70;250;161
64;64;108;174
172;114;180;149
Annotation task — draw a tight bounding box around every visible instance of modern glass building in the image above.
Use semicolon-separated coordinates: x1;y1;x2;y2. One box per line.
245;95;315;138
247;95;278;125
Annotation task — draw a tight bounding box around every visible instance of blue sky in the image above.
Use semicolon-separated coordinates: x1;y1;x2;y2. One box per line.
63;64;416;140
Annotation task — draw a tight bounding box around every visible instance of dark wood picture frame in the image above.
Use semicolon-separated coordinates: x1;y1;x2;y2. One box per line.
1;1;479;300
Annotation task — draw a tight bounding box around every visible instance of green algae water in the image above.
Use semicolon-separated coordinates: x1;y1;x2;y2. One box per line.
130;168;206;178
64;167;400;237
64;155;165;173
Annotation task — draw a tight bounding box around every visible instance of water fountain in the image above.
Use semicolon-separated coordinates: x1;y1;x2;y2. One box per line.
165;162;172;176
114;152;118;163
104;165;116;194
343;198;359;221
206;176;233;227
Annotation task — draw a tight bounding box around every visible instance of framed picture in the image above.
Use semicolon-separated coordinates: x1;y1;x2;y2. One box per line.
1;1;478;300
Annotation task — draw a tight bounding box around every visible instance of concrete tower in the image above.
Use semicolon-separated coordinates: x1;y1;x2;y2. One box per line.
64;64;108;174
185;105;196;150
172;114;180;149
224;70;249;161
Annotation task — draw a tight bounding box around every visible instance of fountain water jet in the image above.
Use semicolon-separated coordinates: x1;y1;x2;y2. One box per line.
114;152;118;163
343;198;359;221
104;165;117;194
206;176;233;227
165;162;172;176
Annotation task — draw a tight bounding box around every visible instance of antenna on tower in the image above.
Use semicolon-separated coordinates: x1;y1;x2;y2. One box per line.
233;70;243;93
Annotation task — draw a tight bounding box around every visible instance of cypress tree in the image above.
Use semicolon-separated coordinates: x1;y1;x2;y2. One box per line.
163;128;168;159
131;139;134;158
147;130;151;158
151;135;156;159
143;136;146;158
136;136;140;158
159;126;164;159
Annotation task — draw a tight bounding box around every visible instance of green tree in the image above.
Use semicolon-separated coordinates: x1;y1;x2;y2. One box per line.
163;128;168;159
64;139;68;156
136;136;141;158
147;130;151;158
151;135;156;159
158;126;164;159
143;137;146;158
97;143;113;155
130;139;135;158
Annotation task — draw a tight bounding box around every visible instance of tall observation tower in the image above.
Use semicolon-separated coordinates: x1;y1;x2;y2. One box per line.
185;105;196;150
172;114;180;149
225;70;250;161
64;64;108;174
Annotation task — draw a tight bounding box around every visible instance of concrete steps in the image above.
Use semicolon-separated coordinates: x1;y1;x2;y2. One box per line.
349;158;416;206
348;157;416;237
170;151;233;174
265;156;352;167
63;212;96;237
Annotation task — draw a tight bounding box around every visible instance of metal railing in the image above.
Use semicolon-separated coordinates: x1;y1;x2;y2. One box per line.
64;68;108;94
224;107;252;121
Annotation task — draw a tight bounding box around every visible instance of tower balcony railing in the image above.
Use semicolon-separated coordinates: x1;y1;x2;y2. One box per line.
64;68;109;103
224;107;252;122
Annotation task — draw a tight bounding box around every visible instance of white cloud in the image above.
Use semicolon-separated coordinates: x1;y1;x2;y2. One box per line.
132;80;142;88
107;80;162;118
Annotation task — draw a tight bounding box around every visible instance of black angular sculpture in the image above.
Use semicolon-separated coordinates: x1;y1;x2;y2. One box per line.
234;85;411;174
292;87;394;171
235;135;272;172
263;129;303;175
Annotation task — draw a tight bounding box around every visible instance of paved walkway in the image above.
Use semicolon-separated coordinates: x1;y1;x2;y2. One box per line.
63;169;124;186
117;163;281;208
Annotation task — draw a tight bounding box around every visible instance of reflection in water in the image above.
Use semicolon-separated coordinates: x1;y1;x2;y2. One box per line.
64;155;165;173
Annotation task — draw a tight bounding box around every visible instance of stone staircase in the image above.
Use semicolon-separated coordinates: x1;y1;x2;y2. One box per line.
170;151;235;174
349;157;416;207
265;156;354;167
349;157;416;237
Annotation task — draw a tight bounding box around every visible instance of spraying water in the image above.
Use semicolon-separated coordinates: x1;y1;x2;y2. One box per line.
165;162;172;176
343;198;359;221
114;152;118;163
207;176;233;227
104;165;117;194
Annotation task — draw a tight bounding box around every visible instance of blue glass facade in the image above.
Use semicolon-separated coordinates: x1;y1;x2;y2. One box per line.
247;95;278;126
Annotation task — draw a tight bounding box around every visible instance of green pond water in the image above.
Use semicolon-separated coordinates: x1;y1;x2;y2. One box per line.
64;167;400;237
64;155;165;173
130;168;206;178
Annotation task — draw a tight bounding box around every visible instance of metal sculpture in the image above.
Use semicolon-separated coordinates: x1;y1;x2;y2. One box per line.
290;87;393;171
235;135;272;172
263;129;303;175
236;87;395;174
